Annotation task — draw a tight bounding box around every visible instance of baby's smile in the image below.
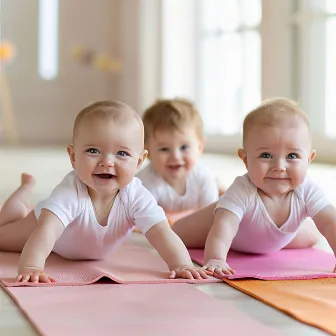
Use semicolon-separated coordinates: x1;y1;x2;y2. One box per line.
93;173;115;179
167;164;185;171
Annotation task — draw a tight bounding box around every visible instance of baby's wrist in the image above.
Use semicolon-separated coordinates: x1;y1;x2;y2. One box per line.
171;263;194;271
205;258;226;266
18;265;43;274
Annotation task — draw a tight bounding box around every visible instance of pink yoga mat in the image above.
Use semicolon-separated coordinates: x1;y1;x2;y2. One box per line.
189;248;336;280
3;283;282;336
0;240;221;287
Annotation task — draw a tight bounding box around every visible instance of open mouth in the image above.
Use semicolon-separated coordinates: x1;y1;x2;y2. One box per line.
94;173;114;179
168;165;184;170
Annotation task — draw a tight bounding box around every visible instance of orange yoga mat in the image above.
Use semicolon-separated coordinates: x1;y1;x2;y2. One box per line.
224;278;336;335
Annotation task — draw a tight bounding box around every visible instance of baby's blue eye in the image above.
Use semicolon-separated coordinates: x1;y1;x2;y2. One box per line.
117;151;129;157
181;144;190;151
287;153;298;159
86;148;100;154
260;152;272;159
159;147;169;152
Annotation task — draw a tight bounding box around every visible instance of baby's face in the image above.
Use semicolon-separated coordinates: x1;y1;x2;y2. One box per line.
68;117;146;196
146;126;204;184
239;119;315;197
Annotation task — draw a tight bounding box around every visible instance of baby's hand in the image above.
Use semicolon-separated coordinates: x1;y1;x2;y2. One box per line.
16;266;56;284
202;259;236;278
168;265;208;280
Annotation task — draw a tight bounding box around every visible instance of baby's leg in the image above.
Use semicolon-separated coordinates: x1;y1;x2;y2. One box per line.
0;173;35;227
0;211;38;252
0;174;38;252
284;218;321;249
172;202;216;248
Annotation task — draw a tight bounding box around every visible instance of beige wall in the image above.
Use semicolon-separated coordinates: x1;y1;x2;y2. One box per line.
1;0;153;145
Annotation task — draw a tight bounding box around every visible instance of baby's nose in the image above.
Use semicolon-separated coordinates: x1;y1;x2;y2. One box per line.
171;149;182;160
272;159;286;171
100;155;115;167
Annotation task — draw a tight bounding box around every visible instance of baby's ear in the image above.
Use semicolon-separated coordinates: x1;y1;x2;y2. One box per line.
238;149;248;168
67;145;76;169
137;149;148;169
309;149;316;163
198;138;206;153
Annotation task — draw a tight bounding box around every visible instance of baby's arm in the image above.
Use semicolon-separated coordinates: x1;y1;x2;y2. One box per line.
312;204;336;271
203;208;240;278
145;220;208;280
17;209;65;283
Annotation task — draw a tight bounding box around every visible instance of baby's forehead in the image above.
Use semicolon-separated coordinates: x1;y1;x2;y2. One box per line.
78;112;142;132
244;122;311;150
246;112;309;136
150;124;200;139
74;114;144;144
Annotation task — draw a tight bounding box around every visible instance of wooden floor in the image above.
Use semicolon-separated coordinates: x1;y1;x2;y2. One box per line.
0;147;334;335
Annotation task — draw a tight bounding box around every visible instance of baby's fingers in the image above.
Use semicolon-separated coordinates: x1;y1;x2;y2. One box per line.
196;268;208;279
15;274;23;282
179;270;193;280
168;270;176;279
211;267;235;279
19;274;32;283
202;265;215;274
38;274;56;283
215;267;236;276
187;268;208;279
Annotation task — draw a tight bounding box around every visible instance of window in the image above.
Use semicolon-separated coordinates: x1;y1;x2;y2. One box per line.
197;0;261;135
292;0;336;138
161;0;261;136
160;0;336;162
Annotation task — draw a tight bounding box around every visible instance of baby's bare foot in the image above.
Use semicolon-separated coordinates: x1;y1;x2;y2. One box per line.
21;173;36;188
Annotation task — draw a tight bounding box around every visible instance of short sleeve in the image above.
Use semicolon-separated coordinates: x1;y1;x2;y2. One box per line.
215;175;253;221
35;171;80;227
302;178;331;218
198;168;219;207
126;178;167;233
136;164;159;200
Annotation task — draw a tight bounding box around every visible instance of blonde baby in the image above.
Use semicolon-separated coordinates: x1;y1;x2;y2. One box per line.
173;98;336;278
0;100;207;283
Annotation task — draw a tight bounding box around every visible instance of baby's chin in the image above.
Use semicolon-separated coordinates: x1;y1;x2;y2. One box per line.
258;184;296;196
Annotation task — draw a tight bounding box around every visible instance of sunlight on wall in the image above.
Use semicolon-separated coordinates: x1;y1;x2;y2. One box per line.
38;0;59;80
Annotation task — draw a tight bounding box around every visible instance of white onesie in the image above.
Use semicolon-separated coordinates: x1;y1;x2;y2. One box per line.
34;171;166;260
215;174;330;254
137;163;218;213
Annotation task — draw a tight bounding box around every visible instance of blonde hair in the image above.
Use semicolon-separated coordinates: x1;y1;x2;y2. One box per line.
142;98;204;143
242;97;310;145
73;100;142;141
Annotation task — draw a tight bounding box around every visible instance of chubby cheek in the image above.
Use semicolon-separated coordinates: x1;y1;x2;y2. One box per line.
151;154;168;169
247;161;268;183
246;158;261;174
184;157;196;171
288;165;307;184
79;157;102;178
116;160;137;178
80;156;98;170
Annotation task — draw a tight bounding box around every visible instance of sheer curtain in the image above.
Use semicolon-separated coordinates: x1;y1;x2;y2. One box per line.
159;0;336;162
161;0;261;136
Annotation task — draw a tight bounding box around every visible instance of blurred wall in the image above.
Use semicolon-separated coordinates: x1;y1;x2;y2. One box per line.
1;0;158;145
